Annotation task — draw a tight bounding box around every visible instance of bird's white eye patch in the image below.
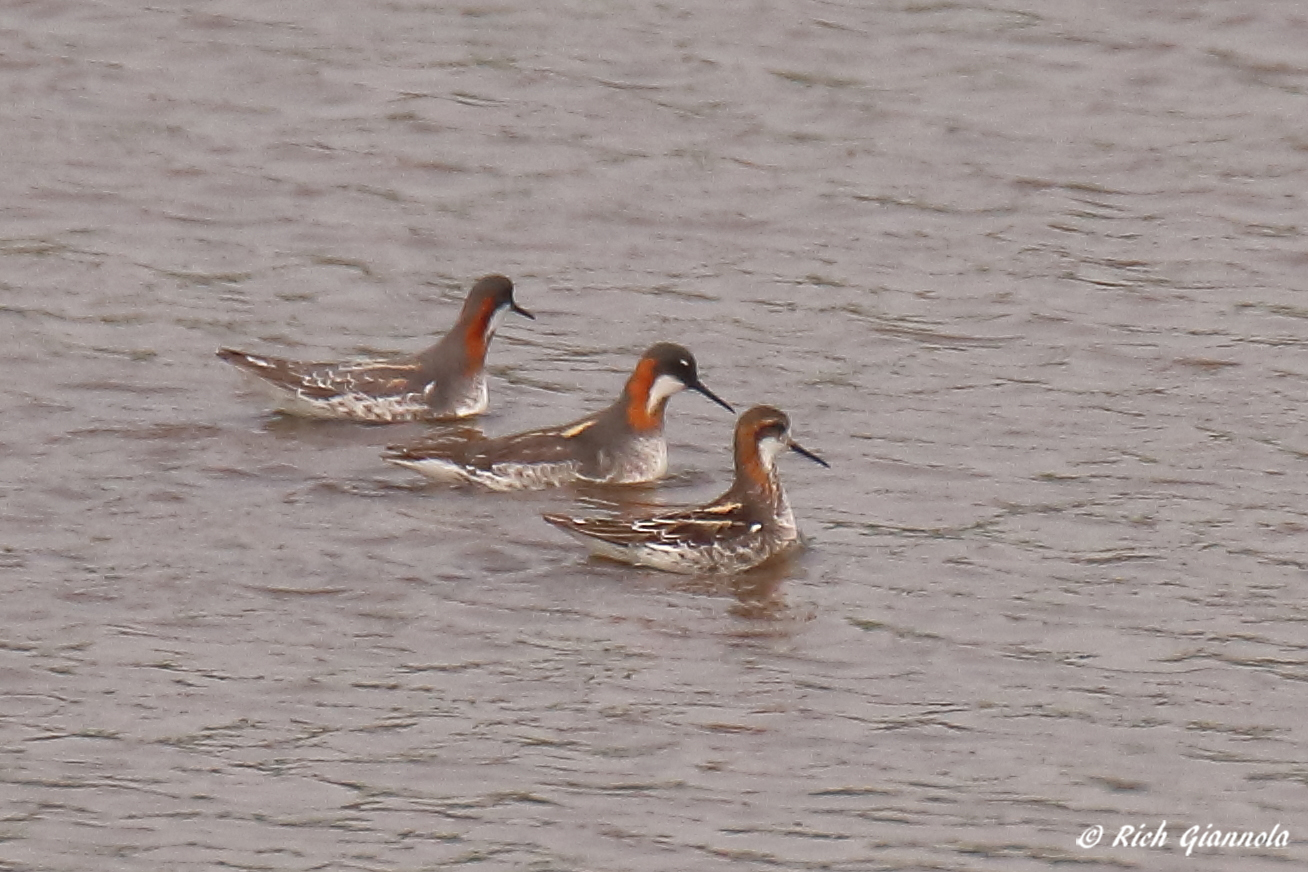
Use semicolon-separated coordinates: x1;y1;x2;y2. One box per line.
646;373;687;413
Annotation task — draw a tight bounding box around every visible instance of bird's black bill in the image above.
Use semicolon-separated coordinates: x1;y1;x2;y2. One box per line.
789;441;830;468
511;302;535;320
692;381;734;414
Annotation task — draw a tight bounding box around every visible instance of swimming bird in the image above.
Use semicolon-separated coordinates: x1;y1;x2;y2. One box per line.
217;274;532;422
383;342;733;490
543;405;827;574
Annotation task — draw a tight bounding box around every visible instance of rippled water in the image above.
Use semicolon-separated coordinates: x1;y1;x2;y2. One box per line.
2;1;1306;870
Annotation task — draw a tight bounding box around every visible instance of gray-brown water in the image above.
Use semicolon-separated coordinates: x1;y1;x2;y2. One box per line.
2;2;1306;870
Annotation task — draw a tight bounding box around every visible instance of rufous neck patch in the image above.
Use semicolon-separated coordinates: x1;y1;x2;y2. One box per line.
735;424;777;494
460;298;498;374
624;357;662;432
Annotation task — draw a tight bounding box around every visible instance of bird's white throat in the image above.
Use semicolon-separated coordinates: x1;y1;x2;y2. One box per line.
483;304;510;338
756;434;788;470
645;373;687;414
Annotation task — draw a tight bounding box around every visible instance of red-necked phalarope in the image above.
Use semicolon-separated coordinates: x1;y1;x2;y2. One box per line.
543;405;828;574
383;342;733;490
217;274;533;422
